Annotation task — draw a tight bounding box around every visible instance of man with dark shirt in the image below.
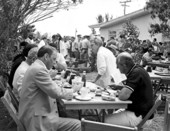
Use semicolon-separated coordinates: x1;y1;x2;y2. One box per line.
105;52;153;127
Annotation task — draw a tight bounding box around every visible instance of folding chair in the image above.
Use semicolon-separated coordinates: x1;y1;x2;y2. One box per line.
81;118;137;131
1;90;25;131
163;96;170;131
137;94;162;130
81;94;163;131
0;80;19;112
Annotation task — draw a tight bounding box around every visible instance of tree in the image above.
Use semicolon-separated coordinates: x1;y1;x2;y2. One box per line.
91;28;96;35
105;13;113;22
96;13;113;23
0;0;82;73
146;0;170;37
119;20;140;40
96;14;104;23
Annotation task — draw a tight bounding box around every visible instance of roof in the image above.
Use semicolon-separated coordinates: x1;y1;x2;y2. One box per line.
89;9;150;29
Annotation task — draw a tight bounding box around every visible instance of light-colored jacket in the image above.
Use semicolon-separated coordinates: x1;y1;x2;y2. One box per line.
19;59;69;131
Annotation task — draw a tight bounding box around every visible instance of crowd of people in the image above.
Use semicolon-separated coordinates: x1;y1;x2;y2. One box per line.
6;32;169;131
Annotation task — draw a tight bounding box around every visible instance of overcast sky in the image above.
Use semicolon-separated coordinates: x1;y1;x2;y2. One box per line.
34;0;148;37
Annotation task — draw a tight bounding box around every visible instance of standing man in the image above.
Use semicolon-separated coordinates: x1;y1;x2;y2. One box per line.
105;52;153;127
90;35;125;87
19;46;81;131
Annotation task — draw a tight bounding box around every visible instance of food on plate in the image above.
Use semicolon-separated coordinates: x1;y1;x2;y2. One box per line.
102;94;116;101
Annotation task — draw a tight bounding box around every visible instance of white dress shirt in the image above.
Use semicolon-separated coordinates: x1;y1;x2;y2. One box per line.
97;46;126;87
12;61;29;100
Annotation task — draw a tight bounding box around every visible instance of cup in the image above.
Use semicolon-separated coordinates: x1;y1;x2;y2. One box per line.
146;66;152;72
80;87;89;98
64;88;73;100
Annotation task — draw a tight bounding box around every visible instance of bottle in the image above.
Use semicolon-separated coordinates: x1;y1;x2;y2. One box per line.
82;71;86;87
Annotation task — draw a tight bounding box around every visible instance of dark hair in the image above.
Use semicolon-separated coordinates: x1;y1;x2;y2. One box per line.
154;38;157;41
22;44;38;57
52;35;56;39
49;43;58;50
20;41;28;47
167;52;170;56
37;46;56;58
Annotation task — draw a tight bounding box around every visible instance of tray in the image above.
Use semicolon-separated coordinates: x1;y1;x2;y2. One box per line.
154;72;170;76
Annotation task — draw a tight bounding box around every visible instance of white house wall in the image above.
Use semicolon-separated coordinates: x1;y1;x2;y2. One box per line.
100;14;162;42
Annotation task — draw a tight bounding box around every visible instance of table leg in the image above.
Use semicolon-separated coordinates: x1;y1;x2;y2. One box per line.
78;110;82;120
101;109;106;122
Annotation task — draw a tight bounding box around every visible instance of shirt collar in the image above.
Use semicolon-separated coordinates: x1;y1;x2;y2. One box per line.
126;64;136;77
35;59;47;70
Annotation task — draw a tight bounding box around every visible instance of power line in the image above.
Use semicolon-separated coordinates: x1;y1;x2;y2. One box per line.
120;0;131;15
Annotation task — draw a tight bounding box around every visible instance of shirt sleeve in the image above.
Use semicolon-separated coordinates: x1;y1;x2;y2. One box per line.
16;73;24;96
125;71;140;92
97;53;106;76
35;67;72;99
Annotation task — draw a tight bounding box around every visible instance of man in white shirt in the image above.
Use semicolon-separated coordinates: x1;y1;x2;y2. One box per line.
49;43;67;71
90;35;126;87
38;36;46;49
12;47;39;100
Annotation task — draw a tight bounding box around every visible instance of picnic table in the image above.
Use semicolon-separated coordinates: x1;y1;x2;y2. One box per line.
63;82;132;122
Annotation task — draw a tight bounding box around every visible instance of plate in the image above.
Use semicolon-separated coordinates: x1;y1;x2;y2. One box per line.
108;84;124;90
155;72;170;76
75;95;92;101
102;94;116;101
160;61;170;64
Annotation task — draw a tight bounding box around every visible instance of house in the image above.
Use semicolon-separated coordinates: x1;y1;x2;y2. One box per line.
89;9;164;42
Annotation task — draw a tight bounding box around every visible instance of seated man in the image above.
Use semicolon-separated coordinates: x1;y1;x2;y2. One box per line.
12;47;38;100
9;43;37;88
105;52;154;127
19;45;81;131
140;47;154;67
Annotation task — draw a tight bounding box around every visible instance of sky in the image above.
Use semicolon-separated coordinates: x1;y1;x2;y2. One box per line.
34;0;148;37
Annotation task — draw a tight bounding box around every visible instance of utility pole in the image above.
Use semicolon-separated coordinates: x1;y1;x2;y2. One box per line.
120;0;131;15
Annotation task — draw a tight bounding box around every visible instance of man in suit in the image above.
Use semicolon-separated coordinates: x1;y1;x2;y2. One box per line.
19;45;81;131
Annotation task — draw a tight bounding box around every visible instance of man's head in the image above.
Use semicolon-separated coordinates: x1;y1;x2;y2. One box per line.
37;46;57;70
116;52;135;74
27;47;39;65
90;35;103;54
148;47;153;55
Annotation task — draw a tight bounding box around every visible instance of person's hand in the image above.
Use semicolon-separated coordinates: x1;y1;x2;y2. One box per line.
49;69;58;79
62;89;73;100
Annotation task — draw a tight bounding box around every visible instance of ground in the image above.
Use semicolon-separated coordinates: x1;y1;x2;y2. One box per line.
0;71;165;131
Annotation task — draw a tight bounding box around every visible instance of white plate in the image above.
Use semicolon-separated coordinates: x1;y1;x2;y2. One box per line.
102;94;116;101
75;95;92;101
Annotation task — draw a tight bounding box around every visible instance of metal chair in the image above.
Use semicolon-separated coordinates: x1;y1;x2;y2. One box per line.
1;90;25;131
81;94;163;131
81;118;137;131
163;96;170;131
